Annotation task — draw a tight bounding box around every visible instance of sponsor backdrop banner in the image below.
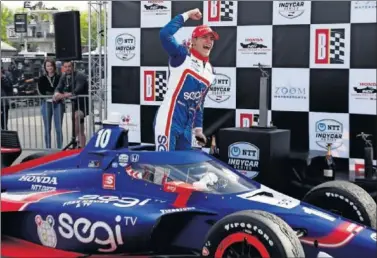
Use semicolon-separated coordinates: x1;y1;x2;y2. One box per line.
108;1;377;170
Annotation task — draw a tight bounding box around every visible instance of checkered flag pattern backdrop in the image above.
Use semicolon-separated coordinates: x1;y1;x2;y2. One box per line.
220;1;234;21
330;29;345;64
155;71;168;102
108;1;377;172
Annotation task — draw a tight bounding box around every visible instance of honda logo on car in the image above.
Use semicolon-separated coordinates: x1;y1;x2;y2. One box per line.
315;119;343;149
18;175;58;185
228;142;260;173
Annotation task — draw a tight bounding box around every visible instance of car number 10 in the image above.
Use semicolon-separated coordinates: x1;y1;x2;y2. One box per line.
95;129;111;148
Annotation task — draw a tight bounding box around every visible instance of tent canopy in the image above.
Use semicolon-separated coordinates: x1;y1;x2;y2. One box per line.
1;41;17;52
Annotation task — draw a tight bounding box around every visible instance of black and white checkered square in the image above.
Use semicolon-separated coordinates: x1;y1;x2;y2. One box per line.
220;1;234;21
155;71;167;101
330;29;345;64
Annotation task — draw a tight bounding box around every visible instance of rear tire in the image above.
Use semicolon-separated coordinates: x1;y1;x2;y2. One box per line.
202;210;305;258
303;180;376;229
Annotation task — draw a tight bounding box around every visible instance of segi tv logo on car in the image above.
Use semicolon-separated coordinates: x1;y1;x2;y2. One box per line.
115;33;136;61
278;1;305;19
273;86;306;100
228;142;260;178
208;73;231;103
315;119;344;149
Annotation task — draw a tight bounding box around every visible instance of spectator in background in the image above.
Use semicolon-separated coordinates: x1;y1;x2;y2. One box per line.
1;69;13;130
26;59;64;148
54;61;89;148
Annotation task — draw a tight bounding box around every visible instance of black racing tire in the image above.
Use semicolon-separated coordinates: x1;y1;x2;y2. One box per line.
202;210;305;258
21;152;50;163
303;180;376;229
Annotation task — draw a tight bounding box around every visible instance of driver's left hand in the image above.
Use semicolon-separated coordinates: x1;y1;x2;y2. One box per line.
194;128;207;146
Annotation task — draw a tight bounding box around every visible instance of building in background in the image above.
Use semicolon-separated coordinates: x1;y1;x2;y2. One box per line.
6;1;58;53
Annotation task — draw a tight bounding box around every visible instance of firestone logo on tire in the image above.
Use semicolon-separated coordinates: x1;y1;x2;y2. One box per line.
115;33;136;61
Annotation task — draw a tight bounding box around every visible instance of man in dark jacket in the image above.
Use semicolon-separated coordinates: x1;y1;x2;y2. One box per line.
1;69;13;130
53;61;89;148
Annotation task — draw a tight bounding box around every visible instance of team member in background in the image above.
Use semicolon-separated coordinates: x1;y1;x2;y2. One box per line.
154;8;219;151
1;68;13;130
54;61;89;148
26;59;64;148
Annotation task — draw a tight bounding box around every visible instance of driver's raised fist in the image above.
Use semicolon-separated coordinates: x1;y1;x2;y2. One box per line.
188;8;202;20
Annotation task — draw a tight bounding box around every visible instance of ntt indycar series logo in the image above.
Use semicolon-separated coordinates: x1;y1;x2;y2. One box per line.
228;142;260;178
315;119;343;149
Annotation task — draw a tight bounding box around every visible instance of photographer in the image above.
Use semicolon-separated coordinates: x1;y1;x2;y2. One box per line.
54;61;89;148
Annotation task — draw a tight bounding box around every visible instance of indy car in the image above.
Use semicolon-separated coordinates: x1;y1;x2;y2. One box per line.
1;117;376;258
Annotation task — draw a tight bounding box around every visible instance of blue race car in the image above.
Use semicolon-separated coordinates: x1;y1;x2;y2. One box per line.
1;122;376;258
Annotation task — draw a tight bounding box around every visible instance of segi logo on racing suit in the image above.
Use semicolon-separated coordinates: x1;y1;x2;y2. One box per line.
184;91;202;101
115;33;136;61
208;73;231;103
228;142;260;178
157;135;168;151
278;1;306;19
315;119;343;149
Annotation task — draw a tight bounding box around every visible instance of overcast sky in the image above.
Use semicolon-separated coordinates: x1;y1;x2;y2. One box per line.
2;1;89;11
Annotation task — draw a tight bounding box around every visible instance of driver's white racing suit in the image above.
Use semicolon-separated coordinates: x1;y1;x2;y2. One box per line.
153;13;216;151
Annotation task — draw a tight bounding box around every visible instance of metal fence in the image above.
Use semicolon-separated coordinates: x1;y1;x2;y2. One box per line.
1;95;101;151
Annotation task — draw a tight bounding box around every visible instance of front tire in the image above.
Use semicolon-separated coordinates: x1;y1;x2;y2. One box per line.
202;210;305;258
303;180;376;229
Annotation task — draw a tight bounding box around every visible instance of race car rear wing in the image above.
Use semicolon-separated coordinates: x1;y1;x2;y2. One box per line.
1;130;22;167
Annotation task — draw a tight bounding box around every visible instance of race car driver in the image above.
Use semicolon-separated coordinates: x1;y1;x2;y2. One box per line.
154;8;219;151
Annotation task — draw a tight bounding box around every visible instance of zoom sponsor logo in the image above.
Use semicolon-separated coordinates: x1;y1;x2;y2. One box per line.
228;142;260;178
315;119;343;149
184;91;202;100
157;135;168;151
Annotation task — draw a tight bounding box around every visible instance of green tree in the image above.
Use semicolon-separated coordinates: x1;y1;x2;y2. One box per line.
1;3;14;43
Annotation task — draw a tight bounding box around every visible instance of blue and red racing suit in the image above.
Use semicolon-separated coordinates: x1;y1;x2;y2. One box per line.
154;13;216;151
